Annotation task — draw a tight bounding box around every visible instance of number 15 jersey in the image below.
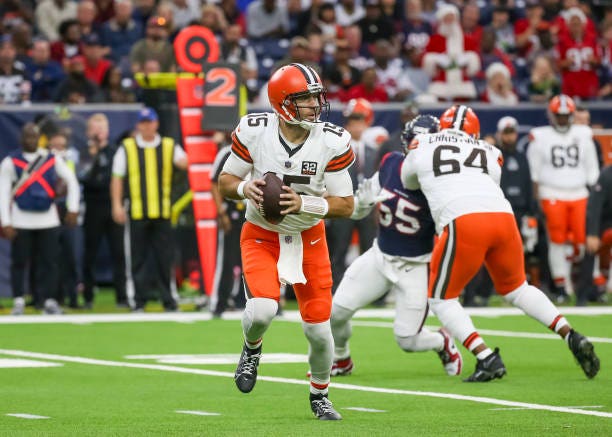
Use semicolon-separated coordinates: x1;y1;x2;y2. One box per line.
223;112;355;234
401;129;512;234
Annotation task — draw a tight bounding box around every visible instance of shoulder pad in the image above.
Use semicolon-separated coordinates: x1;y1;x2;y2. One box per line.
380;151;403;170
234;112;273;144
571;124;593;137
379;152;393;169
317;122;352;152
529;126;548;140
362;126;390;148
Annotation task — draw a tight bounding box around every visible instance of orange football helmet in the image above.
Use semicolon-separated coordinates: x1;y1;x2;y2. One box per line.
267;63;329;129
439;105;480;138
548;94;575;133
343;98;374;126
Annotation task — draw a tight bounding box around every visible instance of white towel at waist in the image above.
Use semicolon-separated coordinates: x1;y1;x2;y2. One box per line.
277;233;307;285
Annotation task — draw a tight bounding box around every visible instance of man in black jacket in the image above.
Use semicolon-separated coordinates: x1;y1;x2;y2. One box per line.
209;143;246;318
582;165;612;304
80;113;126;308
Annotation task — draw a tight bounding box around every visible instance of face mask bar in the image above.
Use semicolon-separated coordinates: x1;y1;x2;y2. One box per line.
285;89;330;124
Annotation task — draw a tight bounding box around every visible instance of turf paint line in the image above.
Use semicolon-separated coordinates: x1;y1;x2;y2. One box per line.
0;358;63;368
343;407;387;413
1;348;611;419
348;321;612;344
1;307;611;325
175;410;221;416
6;414;50;419
125;353;308;365
490;406;603;411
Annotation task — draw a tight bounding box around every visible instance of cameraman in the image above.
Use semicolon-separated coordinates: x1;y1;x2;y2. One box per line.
80;113;127;308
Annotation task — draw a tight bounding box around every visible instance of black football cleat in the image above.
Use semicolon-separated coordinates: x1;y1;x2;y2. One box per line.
463;348;507;382
310;393;342;420
234;343;262;393
567;329;600;379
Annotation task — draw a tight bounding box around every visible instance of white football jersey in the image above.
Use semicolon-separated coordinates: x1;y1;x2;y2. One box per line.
527;125;599;200
224;112;354;234
401;129;512;234
361;126;390;149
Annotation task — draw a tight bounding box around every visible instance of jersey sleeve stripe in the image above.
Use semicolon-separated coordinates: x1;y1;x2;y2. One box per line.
325;148;355;172
231;132;253;163
327;147;353;165
326;151;355;172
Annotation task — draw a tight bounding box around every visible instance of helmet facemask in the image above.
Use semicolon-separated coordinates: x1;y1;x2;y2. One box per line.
281;84;330;130
549;112;573;133
547;94;575;134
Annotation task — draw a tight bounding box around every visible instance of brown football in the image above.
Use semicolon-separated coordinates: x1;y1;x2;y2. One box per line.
259;172;285;224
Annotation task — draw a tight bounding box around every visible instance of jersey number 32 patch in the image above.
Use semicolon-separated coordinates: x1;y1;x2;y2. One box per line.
301;161;318;175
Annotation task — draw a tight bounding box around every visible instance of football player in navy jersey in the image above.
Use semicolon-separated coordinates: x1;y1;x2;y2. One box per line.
329;115;463;377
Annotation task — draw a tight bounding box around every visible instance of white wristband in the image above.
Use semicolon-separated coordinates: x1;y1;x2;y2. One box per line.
236;180;247;199
299;195;329;218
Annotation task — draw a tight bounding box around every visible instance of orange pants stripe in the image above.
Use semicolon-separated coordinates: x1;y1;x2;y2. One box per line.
540;198;587;244
240;221;333;323
429;212;526;300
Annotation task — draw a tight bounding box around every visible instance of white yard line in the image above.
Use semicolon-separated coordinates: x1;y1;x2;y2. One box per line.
2;311;609;344
490;406;603;411
343;407;387;413
0;348;610;419
349;321;612;344
6;414;50;419
175;410;221;416
1;307;612;325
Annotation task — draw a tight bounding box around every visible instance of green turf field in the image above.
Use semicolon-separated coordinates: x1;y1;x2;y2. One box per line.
0;305;611;436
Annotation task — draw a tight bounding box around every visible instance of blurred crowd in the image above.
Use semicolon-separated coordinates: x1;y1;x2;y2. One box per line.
1;0;612;105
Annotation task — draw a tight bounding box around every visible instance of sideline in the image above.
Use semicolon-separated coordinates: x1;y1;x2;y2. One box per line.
0;348;610;419
1;307;612;324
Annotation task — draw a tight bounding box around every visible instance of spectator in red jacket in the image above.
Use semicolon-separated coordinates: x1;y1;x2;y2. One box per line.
50;19;82;66
81;32;112;85
478;27;516;81
321;38;361;102
552;0;598;42
345;66;389;102
94;0;115;24
461;3;482;44
514;1;547;60
556;7;601;100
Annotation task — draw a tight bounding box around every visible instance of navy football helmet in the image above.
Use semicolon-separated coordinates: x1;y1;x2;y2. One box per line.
401;115;440;153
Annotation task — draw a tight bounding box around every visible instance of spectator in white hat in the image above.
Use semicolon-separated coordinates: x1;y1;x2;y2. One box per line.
420;3;480;101
481;62;518;105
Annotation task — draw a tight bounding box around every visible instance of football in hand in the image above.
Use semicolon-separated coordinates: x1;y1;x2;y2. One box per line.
259;172;285;224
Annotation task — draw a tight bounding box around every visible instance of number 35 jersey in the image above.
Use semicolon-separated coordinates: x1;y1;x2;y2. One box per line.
527;125;599;200
401;129;512;234
226;112;354;234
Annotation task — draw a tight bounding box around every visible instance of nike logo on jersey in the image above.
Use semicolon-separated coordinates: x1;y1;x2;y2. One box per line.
310;238;321;245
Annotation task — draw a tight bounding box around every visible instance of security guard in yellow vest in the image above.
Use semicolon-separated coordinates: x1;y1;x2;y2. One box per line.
110;107;188;311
